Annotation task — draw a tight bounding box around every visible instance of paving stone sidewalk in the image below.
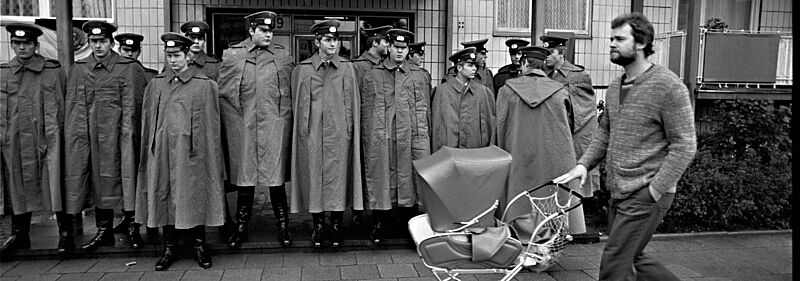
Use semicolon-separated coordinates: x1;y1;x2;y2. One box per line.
0;232;791;281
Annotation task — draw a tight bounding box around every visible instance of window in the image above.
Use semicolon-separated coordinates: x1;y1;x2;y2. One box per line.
541;0;592;37
1;0;114;20
494;0;532;36
701;0;754;30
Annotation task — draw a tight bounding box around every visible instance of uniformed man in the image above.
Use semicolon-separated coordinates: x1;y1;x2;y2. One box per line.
218;11;294;248
0;23;72;255
290;20;363;248
495;46;585;237
351;24;392;226
407;41;431;82
360;28;431;244
181;21;221;81
441;38;493;94
353;25;392;80
114;32;158;81
64;20;148;251
492;38;529;93
136;32;224;271
430;47;495;153
541;35;598;198
111;32;158;242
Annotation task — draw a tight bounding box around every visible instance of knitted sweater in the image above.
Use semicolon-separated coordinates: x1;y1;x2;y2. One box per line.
578;64;696;199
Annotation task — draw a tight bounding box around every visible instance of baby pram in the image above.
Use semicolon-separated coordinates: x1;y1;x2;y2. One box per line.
408;145;583;281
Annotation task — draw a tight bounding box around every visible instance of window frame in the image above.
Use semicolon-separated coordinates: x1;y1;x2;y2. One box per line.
493;0;533;37
540;0;593;38
0;0;116;23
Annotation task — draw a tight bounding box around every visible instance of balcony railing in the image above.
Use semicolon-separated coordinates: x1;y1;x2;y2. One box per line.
652;30;686;80
653;29;792;87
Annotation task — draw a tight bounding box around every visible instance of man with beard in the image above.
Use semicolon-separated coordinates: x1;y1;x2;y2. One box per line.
441;38;493;95
541;34;599;199
136;32;225;271
492;39;529;94
114;33;159;81
360;28;430;245
181;21;221;81
430;47;495;153
218;11;294;248
290;20;363;248
0;23;72;255
554;13;696;281
64;20;148;251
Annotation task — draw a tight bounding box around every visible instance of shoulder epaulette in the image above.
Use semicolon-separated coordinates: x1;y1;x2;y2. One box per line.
44;58;62;68
194;73;211;80
0;63;10;68
272;44;285;49
338;56;350;63
207;55;221;62
117;56;137;64
228;41;245;48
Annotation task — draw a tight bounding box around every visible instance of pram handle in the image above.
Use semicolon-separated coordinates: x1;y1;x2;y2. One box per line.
501;181;585;221
526;181;584;213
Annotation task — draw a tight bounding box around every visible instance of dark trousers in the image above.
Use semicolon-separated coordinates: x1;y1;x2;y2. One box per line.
599;186;679;281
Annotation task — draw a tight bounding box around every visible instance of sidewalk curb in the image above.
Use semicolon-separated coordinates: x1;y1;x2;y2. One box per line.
598;229;793;242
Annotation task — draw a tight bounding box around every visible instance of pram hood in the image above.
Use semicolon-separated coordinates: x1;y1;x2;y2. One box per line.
412;145;512;232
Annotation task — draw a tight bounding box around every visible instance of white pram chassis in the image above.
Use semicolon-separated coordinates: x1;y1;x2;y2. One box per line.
409;181;584;281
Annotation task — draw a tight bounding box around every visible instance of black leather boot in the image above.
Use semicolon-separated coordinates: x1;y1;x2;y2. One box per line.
120;211;143;249
155;225;179;271
311;212;325;248
269;185;293;247
352;209;364;226
192;226;212;269
55;212;75;255
370;210;391;245
81;208;115;251
112;211;132;233
398;206;419;238
228;186;254;248
330;211;344;248
1;212;32;252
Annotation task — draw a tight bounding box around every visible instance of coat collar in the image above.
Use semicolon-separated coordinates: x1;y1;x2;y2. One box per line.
9;54;45;73
311;53;341;71
164;67;198;83
379;58;409;73
244;38;275;54
445;75;482;95
191;51;209;66
88;51;120;72
360;51;381;65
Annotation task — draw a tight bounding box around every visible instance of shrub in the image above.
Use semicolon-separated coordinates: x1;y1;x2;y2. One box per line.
660;99;792;232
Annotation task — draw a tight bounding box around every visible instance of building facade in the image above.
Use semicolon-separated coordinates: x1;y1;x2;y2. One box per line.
1;0;792;96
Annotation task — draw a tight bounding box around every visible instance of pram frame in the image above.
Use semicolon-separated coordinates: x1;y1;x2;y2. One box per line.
410;181;584;281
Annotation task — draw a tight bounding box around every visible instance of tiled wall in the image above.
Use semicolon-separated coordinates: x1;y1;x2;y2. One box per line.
116;0;165;71
171;0;448;84
450;0;529;78
759;0;792;32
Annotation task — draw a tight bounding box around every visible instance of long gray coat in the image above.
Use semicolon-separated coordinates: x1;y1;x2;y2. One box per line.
290;54;363;213
0;55;65;215
218;39;293;188
135;69;225;229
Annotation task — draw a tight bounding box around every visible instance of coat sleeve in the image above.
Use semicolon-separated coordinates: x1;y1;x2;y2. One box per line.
495;86;512;148
64;66;91;214
412;73;431;160
122;63;148;211
44;68;66;211
485;87;497;146
649;83;697;195
218;49;245;110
